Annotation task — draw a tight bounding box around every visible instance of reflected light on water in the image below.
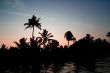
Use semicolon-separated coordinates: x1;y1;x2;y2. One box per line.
40;62;77;73
59;62;76;73
40;64;54;73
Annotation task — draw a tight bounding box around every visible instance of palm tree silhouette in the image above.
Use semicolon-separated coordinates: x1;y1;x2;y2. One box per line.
106;32;110;42
14;37;29;49
106;32;110;38
24;15;41;39
39;29;53;48
29;37;42;48
64;31;74;47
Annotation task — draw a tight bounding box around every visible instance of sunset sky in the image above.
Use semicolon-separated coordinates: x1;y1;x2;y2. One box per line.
0;0;110;47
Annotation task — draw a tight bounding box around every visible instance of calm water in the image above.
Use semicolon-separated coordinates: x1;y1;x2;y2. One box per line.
2;57;110;73
40;57;110;73
95;57;110;73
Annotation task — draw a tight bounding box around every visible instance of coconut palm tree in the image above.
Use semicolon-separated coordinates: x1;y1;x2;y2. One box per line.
64;31;75;47
39;29;53;48
24;15;41;39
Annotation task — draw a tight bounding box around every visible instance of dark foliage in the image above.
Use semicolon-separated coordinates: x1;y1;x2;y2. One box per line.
0;34;110;72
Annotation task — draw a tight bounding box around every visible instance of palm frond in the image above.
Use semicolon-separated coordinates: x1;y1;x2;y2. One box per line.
24;23;29;26
48;35;53;38
39;32;43;36
47;33;52;36
36;17;40;23
25;25;31;29
35;23;41;30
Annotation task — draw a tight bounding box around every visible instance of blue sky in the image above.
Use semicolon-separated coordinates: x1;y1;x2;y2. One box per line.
0;0;110;47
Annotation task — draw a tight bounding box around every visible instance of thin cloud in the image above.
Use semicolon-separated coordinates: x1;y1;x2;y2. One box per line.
0;0;34;17
0;9;30;17
3;0;24;9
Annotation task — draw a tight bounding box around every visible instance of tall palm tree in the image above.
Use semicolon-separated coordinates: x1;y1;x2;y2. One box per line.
64;31;74;47
24;15;41;39
39;29;53;48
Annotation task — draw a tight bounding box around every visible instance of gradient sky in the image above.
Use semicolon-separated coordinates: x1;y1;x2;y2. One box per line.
0;0;110;47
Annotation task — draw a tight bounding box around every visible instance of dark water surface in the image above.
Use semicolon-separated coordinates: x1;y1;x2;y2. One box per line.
40;57;110;73
1;57;110;73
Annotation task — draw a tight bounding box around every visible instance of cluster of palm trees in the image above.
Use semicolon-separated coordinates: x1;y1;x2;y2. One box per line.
24;15;54;48
23;15;76;49
2;14;110;50
38;29;54;48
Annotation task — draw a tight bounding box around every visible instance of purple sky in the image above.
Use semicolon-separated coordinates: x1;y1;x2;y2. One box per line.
0;0;110;47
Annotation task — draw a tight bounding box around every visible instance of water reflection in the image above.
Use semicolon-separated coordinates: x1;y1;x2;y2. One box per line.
2;58;110;73
40;62;93;73
40;63;54;73
40;57;110;73
59;62;76;73
95;57;110;73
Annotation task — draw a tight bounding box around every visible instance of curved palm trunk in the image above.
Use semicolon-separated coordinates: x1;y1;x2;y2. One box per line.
68;40;69;48
32;26;34;39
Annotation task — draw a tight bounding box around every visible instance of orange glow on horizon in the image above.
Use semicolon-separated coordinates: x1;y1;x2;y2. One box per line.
0;39;16;48
0;32;107;48
0;35;80;48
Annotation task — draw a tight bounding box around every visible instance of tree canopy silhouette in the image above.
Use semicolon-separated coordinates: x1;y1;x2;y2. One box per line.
106;32;110;42
64;31;75;47
39;29;53;48
24;15;41;39
14;37;29;49
106;32;110;38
